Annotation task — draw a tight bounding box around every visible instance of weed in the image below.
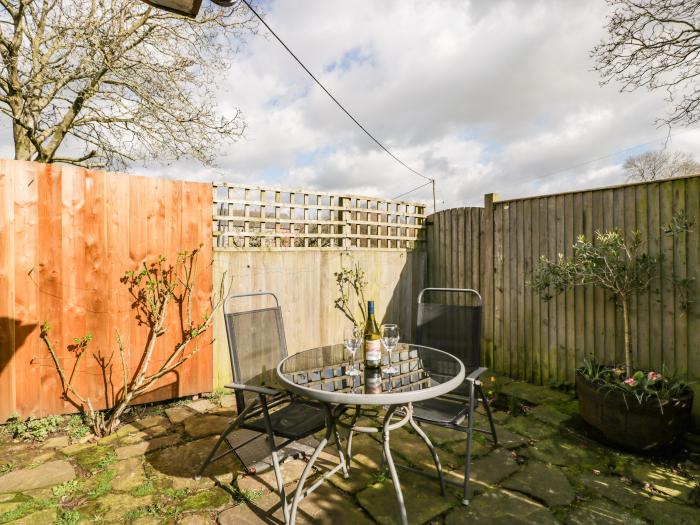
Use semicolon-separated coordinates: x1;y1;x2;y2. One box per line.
232;487;263;504
95;451;117;470
0;498;52;524
66;415;90;442
0;463;13;474
130;480;156;497
370;468;390;484
4;414;64;442
52;480;81;498
56;509;80;525
206;386;226;407
162;487;189;500
87;470;116;499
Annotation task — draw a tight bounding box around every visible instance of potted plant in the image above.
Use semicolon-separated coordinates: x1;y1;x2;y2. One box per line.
530;224;694;452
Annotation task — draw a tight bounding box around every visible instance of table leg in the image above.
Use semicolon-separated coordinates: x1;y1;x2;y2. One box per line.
332;406;349;479
345;405;361;466
408;403;446;496
381;405;408;525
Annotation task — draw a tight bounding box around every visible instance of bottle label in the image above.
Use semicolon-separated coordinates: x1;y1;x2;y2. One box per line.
365;339;381;361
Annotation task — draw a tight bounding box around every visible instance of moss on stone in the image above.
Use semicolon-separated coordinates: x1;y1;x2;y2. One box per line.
74;445;116;473
181;487;230;511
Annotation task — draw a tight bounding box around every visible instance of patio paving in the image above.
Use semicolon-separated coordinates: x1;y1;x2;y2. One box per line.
0;379;698;524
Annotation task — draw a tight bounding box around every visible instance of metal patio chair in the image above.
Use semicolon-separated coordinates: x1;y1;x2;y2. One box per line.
196;292;329;522
411;287;498;505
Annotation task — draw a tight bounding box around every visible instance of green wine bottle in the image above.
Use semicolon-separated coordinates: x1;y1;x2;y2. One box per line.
363;300;382;368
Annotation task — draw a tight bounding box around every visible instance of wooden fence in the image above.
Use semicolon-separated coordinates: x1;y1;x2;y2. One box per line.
0;160;213;421
213;182;426;250
427;175;700;388
211;249;426;388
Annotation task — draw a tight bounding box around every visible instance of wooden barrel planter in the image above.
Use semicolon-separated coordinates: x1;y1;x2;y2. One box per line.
575;372;694;452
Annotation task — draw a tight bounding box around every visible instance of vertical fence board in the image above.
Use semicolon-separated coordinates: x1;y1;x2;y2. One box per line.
672;179;688;376
0;161;16;420
686;178;700;385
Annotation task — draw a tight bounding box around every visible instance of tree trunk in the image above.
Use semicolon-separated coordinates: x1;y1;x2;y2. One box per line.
13;123;33;161
621;295;632;377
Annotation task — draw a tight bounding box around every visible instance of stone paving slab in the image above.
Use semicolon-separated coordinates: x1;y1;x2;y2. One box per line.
444;488;559;525
166;406;198;425
116;433;182;460
641;496;700;525
0;459;75;493
184;415;231;439
528;404;573;427
236;458;307;494
503;416;558;441
357;469;457;525
565;499;646;525
618;459;700;504
147;435;242;488
522;436;609;468
576;473;649;509
501;460;576;507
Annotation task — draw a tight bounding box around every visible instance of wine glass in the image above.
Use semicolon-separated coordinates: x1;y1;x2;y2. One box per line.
343;325;362;376
381;324;400;375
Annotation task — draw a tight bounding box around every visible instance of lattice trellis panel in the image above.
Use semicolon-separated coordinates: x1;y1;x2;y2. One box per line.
213;183;427;250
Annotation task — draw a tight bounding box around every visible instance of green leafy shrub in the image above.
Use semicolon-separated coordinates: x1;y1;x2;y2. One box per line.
3;414;64;442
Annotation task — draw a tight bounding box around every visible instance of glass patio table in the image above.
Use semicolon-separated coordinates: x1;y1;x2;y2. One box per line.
276;342;465;525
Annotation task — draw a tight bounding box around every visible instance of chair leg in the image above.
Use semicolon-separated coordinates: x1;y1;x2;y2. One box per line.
477;383;498;447
258;395;293;523
196;399;259;479
462;380;476;506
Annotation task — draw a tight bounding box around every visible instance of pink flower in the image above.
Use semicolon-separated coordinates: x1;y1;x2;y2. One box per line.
624;377;637;387
647;371;663;382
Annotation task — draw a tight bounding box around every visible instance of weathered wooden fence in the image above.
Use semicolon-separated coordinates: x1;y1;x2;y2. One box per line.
211;250;426;388
0;160;213;421
210;184;428;388
427;176;700;389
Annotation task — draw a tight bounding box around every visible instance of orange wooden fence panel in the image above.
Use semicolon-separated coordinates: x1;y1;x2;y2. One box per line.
0;160;213;421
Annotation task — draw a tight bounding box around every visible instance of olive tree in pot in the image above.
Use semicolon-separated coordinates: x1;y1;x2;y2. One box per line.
530;221;694;452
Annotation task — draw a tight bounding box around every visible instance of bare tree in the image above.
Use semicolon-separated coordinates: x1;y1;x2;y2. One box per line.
624;149;700;181
0;0;256;168
592;0;700;127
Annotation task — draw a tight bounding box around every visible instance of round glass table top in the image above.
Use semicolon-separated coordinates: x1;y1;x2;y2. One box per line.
276;343;465;405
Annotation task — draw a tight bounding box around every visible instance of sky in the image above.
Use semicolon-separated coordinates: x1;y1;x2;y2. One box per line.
6;0;700;209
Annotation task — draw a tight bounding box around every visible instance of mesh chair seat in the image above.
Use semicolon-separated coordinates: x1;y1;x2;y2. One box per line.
413;397;470;425
241;401;327;440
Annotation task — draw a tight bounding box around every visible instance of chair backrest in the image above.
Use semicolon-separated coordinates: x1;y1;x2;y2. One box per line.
416;288;482;373
224;292;287;411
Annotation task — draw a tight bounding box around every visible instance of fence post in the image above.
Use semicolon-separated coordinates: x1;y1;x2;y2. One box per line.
482;192;499;369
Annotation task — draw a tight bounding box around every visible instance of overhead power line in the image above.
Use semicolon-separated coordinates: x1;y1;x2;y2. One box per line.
239;0;437;211
392;180;433;200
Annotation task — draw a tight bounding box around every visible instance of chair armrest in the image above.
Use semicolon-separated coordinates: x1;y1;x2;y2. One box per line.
224;382;280;396
466;367;488;382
